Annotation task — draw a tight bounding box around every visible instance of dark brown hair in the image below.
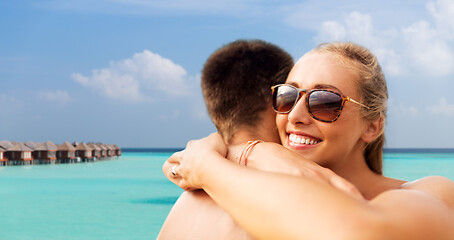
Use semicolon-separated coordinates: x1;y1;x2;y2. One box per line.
202;39;293;142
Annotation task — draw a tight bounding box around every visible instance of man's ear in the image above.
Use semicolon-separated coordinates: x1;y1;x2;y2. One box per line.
361;116;384;143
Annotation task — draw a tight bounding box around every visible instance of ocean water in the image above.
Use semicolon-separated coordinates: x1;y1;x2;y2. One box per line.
383;150;454;181
0;149;453;240
0;151;183;240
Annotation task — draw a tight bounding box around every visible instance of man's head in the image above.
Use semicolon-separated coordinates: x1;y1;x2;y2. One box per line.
202;39;293;143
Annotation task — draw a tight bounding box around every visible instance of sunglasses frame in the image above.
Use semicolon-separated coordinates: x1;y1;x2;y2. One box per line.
271;84;369;123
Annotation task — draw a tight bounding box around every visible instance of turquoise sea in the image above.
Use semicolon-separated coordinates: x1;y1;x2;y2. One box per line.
0;149;453;240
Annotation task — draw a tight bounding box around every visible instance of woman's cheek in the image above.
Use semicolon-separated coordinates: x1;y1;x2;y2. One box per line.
275;114;288;142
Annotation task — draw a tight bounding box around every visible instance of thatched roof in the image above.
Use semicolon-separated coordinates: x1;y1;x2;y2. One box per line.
76;142;92;151
57;141;76;151
87;143;101;151
24;141;39;150
44;141;58;151
33;141;58;151
8;142;33;151
0;141;13;150
97;144;108;151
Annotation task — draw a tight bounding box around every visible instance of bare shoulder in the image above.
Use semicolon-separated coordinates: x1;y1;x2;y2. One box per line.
367;176;454;239
401;176;454;209
158;190;252;240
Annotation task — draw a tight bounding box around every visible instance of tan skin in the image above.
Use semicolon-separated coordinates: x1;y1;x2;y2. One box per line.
159;107;363;239
276;52;405;200
158;108;281;240
164;52;454;240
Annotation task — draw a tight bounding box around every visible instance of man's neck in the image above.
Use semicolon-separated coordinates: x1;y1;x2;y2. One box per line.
227;130;279;146
227;109;281;146
224;127;280;163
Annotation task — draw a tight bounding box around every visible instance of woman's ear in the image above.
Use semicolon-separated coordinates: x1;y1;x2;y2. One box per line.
361;116;384;143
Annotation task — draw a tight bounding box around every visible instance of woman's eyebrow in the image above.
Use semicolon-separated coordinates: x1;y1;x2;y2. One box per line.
313;84;343;93
284;82;344;94
285;81;299;87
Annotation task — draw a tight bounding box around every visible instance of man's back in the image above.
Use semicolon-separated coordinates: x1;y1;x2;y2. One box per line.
157;189;252;239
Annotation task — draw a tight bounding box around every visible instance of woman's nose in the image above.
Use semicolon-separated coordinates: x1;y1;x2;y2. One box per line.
287;96;312;125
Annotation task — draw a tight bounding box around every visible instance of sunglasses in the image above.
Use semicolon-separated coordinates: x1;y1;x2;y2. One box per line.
271;84;369;123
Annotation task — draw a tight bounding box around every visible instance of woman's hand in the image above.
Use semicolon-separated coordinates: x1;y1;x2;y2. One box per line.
163;133;227;190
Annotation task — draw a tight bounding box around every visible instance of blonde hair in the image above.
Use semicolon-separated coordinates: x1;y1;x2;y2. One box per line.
312;42;387;174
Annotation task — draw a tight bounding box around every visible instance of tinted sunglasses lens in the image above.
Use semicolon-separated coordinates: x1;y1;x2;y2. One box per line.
273;86;299;113
308;91;343;121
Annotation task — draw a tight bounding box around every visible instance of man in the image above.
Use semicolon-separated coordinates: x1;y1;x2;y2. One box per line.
158;39;293;239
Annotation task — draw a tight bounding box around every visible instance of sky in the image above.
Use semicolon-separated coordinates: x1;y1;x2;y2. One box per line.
1;0;454;148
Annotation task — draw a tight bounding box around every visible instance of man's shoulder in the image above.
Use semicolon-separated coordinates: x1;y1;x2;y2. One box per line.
180;189;214;203
165;190;220;220
158;190;251;240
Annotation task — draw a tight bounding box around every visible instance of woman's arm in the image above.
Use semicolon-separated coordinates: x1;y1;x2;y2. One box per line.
164;134;362;198
203;159;454;240
165;134;454;240
245;142;363;199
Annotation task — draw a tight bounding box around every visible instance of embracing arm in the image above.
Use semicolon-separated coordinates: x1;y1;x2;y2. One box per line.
173;147;454;240
191;153;369;240
165;134;454;239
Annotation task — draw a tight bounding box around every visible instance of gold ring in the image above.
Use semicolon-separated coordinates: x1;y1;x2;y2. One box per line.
171;166;177;177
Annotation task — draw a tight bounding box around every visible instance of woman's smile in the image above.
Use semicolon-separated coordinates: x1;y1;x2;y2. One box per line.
276;52;368;166
287;132;322;149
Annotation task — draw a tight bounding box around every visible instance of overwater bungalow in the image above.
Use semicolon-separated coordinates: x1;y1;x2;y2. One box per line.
106;144;115;158
31;141;58;164
0;141;13;166
97;143;107;159
57;141;76;163
75;142;93;162
0;146;7;166
1;140;121;166
24;141;39;164
7;142;33;165
87;143;101;160
113;144;121;157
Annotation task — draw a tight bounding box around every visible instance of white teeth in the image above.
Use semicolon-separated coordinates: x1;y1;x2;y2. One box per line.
289;134;320;145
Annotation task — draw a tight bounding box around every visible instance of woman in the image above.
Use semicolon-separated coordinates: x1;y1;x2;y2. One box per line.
164;42;454;239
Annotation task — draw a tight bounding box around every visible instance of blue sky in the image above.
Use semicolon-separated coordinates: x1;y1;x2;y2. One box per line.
1;0;454;148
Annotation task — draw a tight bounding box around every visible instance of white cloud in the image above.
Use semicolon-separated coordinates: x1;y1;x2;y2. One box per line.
313;11;407;76
388;99;420;117
38;90;71;104
281;0;427;31
308;1;454;78
427;0;454;39
373;48;404;76
316;21;346;42
427;97;454;116
72;50;191;103
343;12;375;43
402;20;454;76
